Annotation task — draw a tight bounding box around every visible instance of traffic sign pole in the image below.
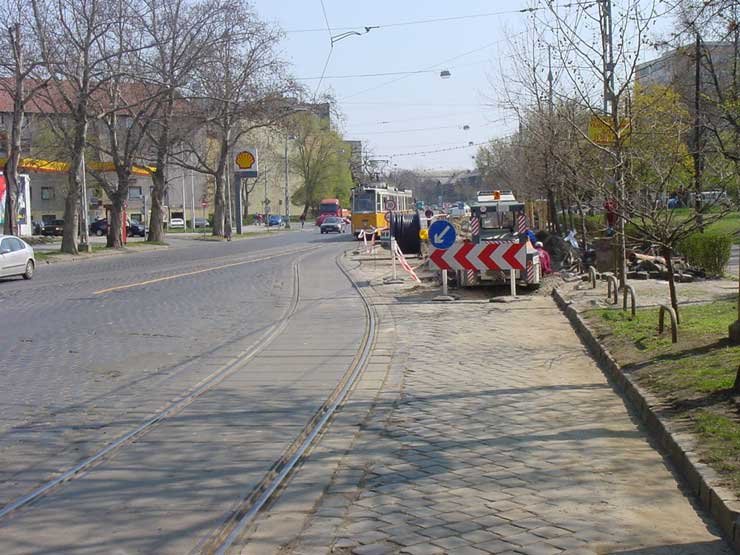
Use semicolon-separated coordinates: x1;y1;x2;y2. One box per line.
510;269;517;297
433;268;454;302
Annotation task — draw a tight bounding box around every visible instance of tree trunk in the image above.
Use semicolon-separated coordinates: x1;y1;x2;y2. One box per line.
734;365;740;393
578;204;588;252
61;176;80;255
662;245;680;324
3;162;16;236
148;171;166;243
546;188;560;234
4;24;23;236
107;194;125;248
61;113;87;254
212;172;225;236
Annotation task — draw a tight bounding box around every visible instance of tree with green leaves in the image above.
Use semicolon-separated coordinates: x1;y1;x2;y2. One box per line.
289;112;352;218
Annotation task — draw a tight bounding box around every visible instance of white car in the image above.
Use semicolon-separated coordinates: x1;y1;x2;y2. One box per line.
169;218;185;229
0;235;35;279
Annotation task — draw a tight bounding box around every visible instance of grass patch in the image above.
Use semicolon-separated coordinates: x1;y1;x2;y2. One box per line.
570;210;740;244
585;299;740;494
126;241;168;247
694;411;740;491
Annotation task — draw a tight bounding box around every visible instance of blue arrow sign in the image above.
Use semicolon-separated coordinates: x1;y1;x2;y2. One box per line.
428;220;456;249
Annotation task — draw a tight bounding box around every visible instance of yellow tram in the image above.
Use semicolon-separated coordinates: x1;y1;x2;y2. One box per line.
350;183;413;238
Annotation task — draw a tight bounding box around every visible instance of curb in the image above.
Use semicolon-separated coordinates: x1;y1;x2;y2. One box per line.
552;287;740;552
36;244;170;265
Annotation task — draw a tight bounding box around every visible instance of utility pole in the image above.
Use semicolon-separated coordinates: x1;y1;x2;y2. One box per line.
693;31;705;230
601;0;626;287
79;151;91;251
284;134;291;229
181;170;187;230
546;44;560;235
190;168;195;232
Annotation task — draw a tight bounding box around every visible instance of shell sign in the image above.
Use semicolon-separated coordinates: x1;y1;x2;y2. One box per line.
234;147;258;177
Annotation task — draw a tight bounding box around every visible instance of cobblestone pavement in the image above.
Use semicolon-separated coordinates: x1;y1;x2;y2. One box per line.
279;257;731;555
0;231;342;510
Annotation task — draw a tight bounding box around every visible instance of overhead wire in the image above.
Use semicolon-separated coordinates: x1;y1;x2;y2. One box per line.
313;0;334;99
378;141;489;158
339;32;528;100
285;2;603;34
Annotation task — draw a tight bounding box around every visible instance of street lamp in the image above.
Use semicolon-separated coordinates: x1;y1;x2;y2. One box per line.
284;134;296;229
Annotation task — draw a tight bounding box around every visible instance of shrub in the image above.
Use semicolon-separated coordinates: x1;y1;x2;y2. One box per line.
678;232;733;276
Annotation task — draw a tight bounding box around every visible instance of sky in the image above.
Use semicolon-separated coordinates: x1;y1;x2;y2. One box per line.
254;1;537;172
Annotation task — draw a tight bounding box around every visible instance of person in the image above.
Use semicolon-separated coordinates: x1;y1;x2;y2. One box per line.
603;198;617;232
299;212;305;229
224;222;232;241
524;227;537;245
535;241;552;274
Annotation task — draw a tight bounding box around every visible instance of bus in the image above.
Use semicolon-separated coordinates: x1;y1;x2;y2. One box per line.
315;198;343;226
350;183;413;238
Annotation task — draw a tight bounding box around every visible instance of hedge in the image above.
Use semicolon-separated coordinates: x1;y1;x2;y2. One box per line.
678;232;733;276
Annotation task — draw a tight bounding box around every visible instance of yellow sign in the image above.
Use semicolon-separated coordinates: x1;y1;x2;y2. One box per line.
235;151;256;170
419;228;429;241
588;116;631;146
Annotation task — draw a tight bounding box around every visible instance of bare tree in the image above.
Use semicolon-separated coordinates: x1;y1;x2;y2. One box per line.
84;0;164;248
540;0;661;286
140;0;226;243
0;0;47;235
31;0;124;254
176;1;294;237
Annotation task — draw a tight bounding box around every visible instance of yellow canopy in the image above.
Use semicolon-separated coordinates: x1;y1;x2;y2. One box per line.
0;157;155;176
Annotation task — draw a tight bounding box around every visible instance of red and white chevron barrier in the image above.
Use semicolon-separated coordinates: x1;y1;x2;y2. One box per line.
429;241;526;272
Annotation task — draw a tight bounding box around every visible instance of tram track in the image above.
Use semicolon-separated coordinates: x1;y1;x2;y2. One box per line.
202;252;377;554
0;249;310;522
0;246;378;555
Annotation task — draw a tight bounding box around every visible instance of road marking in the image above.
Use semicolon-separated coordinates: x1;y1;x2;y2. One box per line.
93;247;319;295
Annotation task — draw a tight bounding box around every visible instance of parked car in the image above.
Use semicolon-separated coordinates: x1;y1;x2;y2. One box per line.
193;217;209;228
89;218;109;236
320;216;344;234
267;214;283;227
127;220;146;237
169;218;185;229
41;219;64;236
0;235;35;279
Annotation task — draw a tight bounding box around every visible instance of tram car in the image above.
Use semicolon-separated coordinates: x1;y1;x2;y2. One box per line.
350;183;413;238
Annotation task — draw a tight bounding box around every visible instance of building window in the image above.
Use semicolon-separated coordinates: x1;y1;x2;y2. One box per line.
41;187;53;200
129;186;143;200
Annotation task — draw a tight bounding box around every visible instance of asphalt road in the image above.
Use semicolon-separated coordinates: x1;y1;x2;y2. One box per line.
0;228;364;553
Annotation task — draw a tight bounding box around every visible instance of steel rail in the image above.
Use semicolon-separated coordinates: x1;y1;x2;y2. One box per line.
209;250;377;555
0;253;309;521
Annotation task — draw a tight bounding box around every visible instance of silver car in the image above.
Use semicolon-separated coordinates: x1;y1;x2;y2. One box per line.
0;235;35;279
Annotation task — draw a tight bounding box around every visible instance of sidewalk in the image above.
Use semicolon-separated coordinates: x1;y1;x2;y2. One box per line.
277;253;731;554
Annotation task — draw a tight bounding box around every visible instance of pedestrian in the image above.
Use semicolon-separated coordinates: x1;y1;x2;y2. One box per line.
524;227;537;245
224;222;232;241
535;241;552;274
603;198;617;232
299;212;305;229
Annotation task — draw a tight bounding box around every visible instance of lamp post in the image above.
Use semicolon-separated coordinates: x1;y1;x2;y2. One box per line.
284;134;295;229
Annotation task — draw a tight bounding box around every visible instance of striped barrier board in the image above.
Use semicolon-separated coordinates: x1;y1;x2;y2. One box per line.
429;241;526;272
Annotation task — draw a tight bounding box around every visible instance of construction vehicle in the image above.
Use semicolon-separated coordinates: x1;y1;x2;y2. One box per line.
457;190;541;287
